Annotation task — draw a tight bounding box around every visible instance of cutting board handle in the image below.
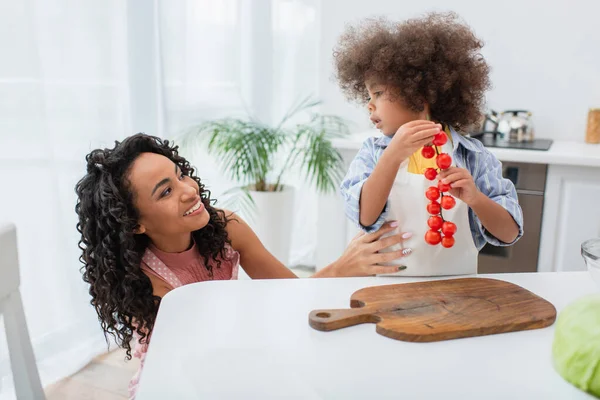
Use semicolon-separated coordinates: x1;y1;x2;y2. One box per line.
309;307;379;331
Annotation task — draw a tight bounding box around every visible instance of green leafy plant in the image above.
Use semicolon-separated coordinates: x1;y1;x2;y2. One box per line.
178;97;350;212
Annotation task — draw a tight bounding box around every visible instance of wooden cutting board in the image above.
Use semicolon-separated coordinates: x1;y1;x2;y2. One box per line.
309;278;556;342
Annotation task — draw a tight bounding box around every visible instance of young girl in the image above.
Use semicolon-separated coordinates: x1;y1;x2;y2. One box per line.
334;12;523;276
75;133;410;398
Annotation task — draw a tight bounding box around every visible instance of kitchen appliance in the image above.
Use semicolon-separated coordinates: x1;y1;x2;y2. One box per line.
471;110;553;151
309;278;556;341
478;161;547;273
497;110;535;143
582;238;600;289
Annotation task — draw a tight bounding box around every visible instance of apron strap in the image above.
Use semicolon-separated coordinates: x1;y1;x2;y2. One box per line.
141;249;183;288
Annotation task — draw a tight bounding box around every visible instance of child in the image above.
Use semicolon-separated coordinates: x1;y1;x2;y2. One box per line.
335;12;523;276
74;133;410;398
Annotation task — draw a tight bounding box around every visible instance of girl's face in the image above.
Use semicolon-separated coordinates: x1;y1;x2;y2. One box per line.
127;152;210;251
366;81;426;136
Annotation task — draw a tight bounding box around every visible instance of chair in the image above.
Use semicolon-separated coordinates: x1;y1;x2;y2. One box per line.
0;223;45;399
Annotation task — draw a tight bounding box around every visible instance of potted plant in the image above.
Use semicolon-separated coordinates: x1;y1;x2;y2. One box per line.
178;97;350;265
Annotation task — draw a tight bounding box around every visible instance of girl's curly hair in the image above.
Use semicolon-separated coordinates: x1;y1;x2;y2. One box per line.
333;12;491;131
75;133;231;359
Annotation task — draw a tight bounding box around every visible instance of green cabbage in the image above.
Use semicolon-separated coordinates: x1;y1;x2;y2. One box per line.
552;294;600;398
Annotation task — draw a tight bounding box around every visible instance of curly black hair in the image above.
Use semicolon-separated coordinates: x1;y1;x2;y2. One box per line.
333;12;491;131
75;133;232;359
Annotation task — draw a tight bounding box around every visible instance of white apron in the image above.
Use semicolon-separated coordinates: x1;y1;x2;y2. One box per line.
380;138;478;276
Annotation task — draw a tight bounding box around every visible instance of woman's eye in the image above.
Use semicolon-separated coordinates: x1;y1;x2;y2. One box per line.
374;91;382;97
161;188;172;198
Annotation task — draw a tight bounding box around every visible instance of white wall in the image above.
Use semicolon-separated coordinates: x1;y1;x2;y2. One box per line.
318;0;600;141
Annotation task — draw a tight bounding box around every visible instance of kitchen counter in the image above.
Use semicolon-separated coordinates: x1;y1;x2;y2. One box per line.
332;130;600;167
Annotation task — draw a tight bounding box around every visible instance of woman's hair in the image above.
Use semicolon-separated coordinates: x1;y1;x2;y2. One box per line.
333;12;491;131
75;133;231;358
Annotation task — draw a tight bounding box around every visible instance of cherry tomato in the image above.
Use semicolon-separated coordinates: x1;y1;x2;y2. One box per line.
427;215;443;231
425;186;441;201
425;230;442;245
427;201;441;215
424;168;438;181
441;236;455;248
421;145;436;159
436;153;452;169
432;132;448;146
442;221;457;237
441;195;456;210
438;180;451;192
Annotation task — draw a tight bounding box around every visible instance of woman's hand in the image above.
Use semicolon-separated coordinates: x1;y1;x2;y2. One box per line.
313;222;412;277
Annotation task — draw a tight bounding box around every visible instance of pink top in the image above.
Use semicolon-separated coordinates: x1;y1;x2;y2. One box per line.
128;241;240;399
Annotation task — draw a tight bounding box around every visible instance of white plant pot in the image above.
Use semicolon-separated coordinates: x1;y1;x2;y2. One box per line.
246;185;295;266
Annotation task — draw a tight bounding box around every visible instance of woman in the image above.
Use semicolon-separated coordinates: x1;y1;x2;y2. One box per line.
75;133;411;397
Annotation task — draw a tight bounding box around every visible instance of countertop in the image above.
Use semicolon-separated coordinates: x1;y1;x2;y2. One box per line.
332;130;600;168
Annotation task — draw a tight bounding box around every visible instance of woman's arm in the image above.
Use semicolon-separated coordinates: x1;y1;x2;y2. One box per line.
225;210;298;279
224;210;410;278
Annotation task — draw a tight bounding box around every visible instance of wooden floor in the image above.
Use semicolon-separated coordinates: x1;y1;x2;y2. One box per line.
44;349;139;400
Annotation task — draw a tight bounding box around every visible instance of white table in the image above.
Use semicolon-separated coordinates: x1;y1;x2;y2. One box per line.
136;272;598;400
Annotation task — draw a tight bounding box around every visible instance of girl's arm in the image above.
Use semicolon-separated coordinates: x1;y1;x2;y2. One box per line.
341;138;395;233
469;192;520;244
438;145;523;246
359;148;403;226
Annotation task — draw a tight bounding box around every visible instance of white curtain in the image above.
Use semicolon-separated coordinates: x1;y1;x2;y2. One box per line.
0;0;321;396
158;0;321;266
271;0;321;266
0;0;131;397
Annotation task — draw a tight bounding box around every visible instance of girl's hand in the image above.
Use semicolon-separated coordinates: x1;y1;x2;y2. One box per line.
438;167;481;206
388;120;441;162
315;222;412;277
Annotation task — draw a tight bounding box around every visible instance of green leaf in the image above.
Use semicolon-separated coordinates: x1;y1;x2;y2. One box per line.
177;95;350;195
288;115;348;194
180;119;286;187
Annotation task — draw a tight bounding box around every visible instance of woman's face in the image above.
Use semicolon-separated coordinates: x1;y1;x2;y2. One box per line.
127;152;210;249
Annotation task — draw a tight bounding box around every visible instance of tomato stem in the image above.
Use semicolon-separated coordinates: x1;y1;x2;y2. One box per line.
434;145;446;222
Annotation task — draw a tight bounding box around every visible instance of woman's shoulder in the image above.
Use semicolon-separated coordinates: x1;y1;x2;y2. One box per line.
221;209;248;250
141;265;171;298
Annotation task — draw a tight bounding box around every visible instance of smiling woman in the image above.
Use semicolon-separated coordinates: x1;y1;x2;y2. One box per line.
75;134;234;356
128;152;213;253
74;133;412;398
